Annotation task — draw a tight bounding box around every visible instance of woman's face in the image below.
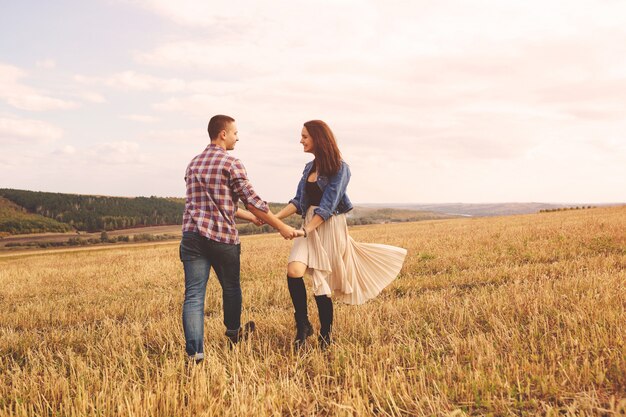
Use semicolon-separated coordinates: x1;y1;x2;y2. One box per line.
300;127;315;154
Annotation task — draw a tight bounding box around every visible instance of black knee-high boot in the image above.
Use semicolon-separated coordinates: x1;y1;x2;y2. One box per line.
287;276;312;348
314;295;333;348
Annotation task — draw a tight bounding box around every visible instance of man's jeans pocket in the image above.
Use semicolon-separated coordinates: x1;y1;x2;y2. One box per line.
179;232;204;261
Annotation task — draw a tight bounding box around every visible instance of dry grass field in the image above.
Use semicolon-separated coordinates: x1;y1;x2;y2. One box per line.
1;207;625;416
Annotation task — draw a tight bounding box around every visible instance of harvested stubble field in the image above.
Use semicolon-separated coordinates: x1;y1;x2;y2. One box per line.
0;207;625;416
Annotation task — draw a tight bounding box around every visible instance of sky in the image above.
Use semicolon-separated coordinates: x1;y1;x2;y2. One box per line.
1;0;625;204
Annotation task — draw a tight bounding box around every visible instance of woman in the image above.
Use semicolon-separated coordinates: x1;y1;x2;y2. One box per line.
275;120;407;349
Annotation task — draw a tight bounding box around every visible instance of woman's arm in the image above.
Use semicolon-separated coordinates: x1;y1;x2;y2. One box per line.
247;205;303;239
275;203;298;220
303;214;325;235
313;162;351;221
287;162;312;216
235;207;263;226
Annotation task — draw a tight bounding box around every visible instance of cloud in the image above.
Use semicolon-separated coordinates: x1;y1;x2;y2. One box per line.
87;141;146;165
36;59;56;69
141;128;205;143
75;71;186;93
0;116;64;144
121;114;159;123
78;91;107;103
0;63;78;111
60;145;76;155
127;0;278;28
51;145;77;156
135;41;279;78
75;70;244;97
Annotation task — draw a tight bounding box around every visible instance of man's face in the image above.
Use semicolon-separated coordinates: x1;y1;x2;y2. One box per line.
224;122;239;150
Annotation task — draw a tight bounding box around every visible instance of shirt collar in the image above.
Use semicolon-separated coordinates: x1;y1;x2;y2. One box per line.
206;143;226;152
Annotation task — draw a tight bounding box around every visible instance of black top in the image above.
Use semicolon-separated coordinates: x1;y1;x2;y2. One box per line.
306;180;323;206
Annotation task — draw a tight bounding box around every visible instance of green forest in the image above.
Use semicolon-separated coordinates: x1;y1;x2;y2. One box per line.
0;196;72;236
0;189;183;233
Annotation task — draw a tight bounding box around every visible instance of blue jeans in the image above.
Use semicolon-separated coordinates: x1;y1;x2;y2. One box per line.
180;232;241;358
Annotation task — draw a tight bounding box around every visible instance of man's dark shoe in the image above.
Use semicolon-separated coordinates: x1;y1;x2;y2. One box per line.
294;319;313;350
318;333;332;351
226;321;256;345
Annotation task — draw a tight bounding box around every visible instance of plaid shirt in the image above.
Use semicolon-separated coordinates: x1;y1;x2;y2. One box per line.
182;144;269;244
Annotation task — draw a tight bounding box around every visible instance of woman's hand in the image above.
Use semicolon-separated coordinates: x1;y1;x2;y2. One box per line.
303;214;325;236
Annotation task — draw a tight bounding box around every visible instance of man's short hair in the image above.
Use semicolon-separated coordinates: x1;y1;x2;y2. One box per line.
208;115;235;140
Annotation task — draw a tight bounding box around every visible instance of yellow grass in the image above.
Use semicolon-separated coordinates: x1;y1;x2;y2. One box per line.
1;207;625;416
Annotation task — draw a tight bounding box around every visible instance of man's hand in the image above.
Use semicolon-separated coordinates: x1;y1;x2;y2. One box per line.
251;216;264;226
279;225;302;240
279;225;294;240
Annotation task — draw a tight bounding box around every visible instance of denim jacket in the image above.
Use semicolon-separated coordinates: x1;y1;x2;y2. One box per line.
289;160;353;220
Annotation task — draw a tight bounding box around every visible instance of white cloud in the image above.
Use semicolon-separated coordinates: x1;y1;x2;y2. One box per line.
135;41;278;77
6;94;78;112
0;63;78;111
75;70;243;96
36;59;56;69
0;116;64;143
79;91;107;103
61;145;76;155
121;114;159;123
127;0;271;27
87;141;146;165
75;71;186;93
141;128;205;143
51;145;77;156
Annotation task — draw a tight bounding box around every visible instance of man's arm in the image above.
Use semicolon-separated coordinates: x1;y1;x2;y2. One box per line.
229;159;301;239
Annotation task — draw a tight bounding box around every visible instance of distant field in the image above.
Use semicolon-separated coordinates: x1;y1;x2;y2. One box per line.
0;225;182;251
0;207;624;415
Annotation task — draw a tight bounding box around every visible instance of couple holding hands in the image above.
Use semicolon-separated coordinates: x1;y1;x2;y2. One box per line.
180;115;407;362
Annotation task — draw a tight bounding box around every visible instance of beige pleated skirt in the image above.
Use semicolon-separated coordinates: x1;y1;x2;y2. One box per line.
288;206;408;305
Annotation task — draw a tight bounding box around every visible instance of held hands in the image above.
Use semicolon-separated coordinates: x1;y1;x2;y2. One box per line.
279;226;305;240
251;216;265;226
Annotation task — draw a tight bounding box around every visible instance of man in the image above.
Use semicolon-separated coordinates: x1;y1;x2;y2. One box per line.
180;114;300;362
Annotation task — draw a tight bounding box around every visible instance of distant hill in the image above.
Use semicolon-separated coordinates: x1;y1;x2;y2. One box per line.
0;189;183;233
0;196;72;236
360;202;623;217
347;206;455;224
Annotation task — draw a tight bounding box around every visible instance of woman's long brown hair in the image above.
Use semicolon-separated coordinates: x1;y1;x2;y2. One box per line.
304;120;342;176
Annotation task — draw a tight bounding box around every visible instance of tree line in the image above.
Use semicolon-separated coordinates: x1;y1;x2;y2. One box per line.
0;189;305;235
0;189;184;232
0;188;430;237
539;206;596;213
